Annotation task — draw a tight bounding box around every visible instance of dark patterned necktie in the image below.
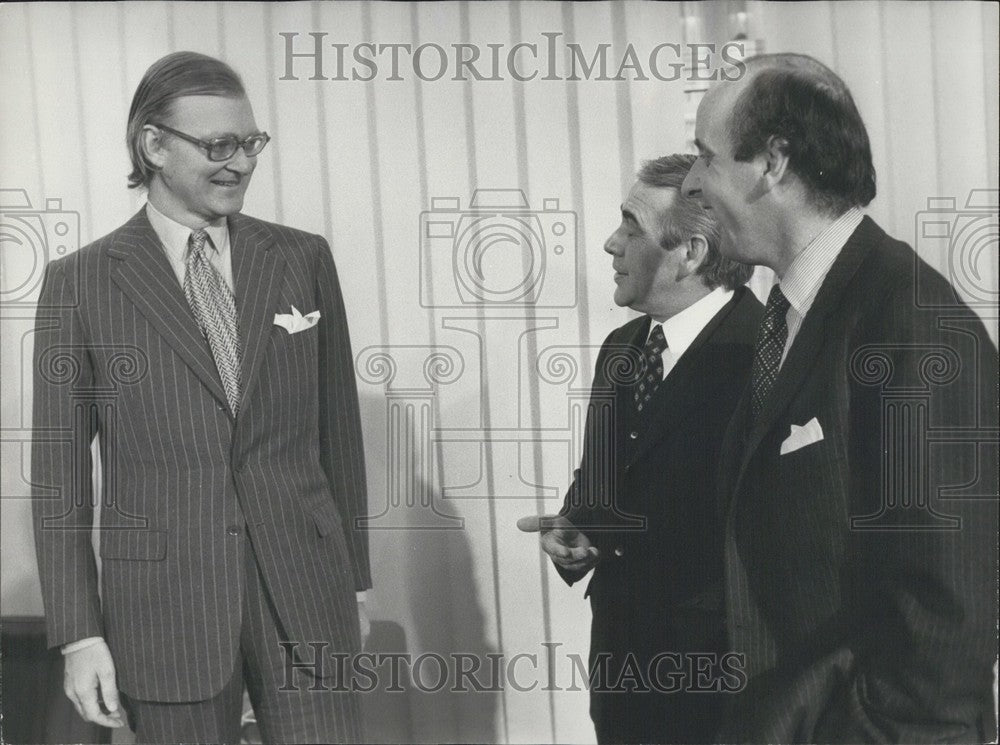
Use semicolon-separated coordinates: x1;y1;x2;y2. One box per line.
184;229;242;415
750;284;790;420
634;323;666;414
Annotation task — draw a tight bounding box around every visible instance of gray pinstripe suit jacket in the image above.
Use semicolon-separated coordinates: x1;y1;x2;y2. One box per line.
717;217;998;742
32;208;371;702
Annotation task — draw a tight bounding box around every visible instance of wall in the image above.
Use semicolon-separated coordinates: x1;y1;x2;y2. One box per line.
1;2;996;742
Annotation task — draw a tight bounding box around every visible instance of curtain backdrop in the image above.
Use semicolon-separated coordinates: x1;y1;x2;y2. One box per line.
1;2;996;742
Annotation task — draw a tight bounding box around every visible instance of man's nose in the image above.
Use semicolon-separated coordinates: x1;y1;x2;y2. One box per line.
682;164;701;198
225;149;256;174
604;231;622;256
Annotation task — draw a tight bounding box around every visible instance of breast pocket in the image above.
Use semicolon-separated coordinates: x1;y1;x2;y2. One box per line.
265;315;320;397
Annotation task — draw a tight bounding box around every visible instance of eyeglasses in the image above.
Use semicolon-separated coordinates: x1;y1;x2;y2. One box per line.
153;123;271;162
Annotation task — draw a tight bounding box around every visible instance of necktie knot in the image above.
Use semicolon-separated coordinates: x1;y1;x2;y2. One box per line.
645;323;666;359
188;229;211;262
764;284;790;320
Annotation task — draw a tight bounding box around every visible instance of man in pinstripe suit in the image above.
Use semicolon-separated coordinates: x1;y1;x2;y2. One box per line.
32;52;370;742
684;53;998;742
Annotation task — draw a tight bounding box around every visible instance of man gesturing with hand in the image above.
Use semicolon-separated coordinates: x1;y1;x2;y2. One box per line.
516;515;599;575
519;155;760;744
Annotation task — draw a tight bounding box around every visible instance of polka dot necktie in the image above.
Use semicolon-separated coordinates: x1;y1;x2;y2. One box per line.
750;284;790;421
184;229;242;416
633;323;666;414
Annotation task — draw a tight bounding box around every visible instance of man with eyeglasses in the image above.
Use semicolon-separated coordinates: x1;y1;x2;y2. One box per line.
32;51;370;743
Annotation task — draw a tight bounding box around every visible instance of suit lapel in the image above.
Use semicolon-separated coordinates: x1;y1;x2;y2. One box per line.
628;292;742;466
727;218;876;510
109;209;229;409
718;381;751;519
229;213;285;414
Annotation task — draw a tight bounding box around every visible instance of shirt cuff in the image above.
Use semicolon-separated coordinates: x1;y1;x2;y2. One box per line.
356;591;367;603
62;636;104;655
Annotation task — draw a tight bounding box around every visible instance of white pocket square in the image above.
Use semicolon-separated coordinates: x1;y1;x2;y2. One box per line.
780;417;824;455
273;306;321;334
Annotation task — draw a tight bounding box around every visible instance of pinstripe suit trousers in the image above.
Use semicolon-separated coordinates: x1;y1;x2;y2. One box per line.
122;533;362;743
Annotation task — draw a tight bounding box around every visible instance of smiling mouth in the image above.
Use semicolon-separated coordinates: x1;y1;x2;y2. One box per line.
211;177;242;187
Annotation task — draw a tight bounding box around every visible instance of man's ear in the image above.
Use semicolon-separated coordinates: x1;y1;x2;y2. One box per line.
140;125;168;171
678;234;709;280
762;136;791;188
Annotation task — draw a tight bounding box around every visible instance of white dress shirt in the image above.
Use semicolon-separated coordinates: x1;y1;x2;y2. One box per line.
778;208;863;367
647;286;734;380
145;202;234;291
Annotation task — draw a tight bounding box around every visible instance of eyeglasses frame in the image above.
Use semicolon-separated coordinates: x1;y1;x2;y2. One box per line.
152;122;271;162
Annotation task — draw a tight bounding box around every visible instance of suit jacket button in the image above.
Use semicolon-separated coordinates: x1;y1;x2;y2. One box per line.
226;525;242;536
217;403;226;413
613;547;624;557
629;430;638;440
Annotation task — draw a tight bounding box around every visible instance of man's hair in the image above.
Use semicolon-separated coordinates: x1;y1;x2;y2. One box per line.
729;53;876;214
126;51;246;189
637;154;754;291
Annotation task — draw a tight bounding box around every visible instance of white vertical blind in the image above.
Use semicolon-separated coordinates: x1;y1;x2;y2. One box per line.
746;0;999;331
1;2;995;742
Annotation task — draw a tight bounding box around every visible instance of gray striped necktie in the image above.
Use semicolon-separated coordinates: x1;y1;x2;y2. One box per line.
184;229;242;415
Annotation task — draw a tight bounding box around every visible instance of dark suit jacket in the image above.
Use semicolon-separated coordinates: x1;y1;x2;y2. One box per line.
718;217;998;742
31;209;371;702
558;287;763;743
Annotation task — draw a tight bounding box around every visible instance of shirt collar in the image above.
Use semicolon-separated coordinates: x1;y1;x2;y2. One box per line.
649;286;734;357
145;202;229;260
780;207;863;319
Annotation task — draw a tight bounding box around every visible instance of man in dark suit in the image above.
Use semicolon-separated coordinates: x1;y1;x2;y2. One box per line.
32;51;370;742
520;154;762;744
684;53;998;742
